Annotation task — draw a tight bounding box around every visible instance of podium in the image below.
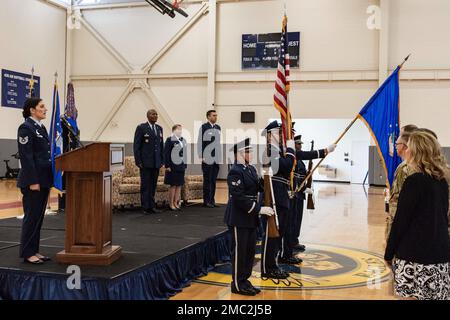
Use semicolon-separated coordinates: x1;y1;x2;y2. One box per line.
55;143;124;266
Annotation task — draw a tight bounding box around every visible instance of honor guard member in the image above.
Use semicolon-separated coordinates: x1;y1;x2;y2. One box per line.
260;121;296;279
286;135;336;257
17;98;53;264
279;125;303;265
224;138;274;296
133;109;164;214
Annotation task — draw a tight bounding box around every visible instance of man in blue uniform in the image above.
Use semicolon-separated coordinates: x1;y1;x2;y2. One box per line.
260;121;296;279
133;109;164;214
17;97;53;264
197;110;222;208
224;138;274;296
282;135;336;261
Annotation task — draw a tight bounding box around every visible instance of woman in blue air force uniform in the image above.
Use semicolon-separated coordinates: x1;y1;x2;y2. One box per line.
17;98;53;264
164;124;187;211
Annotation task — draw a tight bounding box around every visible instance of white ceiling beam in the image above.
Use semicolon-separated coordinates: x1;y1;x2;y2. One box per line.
92;80;137;141
79;15;134;73
71;73;207;81
140;81;175;127
37;0;70;10
142;2;209;73
70;69;450;83
73;0;271;11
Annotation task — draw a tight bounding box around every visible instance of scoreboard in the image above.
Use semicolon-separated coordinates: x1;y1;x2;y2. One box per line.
242;32;300;70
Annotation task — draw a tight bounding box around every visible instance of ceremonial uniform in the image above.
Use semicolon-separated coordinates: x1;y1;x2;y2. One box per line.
286;140;327;255
387;161;409;239
260;121;295;278
197;122;222;206
224;138;268;296
17;117;53;259
133;122;164;212
164;135;187;186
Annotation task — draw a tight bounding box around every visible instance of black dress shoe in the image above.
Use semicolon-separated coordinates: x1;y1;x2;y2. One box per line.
231;286;257;296
145;208;163;214
279;256;303;264
205;203;215;208
245;281;261;294
261;269;289;279
293;244;306;252
24;258;44;265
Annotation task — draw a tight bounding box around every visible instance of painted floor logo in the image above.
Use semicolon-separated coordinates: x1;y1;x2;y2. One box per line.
196;244;391;290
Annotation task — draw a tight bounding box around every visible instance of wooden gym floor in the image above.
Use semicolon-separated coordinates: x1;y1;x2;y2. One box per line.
0;179;397;300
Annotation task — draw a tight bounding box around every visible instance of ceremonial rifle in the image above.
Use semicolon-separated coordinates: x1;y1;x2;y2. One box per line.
306;140;315;210
263;142;280;238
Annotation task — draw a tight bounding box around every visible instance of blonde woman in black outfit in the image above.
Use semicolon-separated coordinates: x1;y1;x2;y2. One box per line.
385;131;450;300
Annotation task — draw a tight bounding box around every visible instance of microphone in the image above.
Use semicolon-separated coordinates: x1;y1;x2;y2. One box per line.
60;116;84;148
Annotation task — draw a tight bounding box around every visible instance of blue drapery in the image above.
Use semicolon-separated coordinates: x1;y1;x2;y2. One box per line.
0;232;231;300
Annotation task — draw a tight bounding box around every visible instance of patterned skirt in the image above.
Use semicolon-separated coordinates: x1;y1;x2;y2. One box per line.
393;258;450;300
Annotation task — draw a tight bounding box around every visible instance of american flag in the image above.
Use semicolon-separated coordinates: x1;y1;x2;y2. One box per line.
273;15;293;145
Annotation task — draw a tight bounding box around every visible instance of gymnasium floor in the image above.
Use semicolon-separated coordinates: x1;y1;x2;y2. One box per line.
0;179;396;300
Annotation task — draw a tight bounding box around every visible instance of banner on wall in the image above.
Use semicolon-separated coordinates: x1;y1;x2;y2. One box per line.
242;32;300;70
1;69;40;109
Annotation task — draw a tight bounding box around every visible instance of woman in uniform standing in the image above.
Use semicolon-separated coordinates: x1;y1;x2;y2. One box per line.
17;97;53;264
164;124;187;211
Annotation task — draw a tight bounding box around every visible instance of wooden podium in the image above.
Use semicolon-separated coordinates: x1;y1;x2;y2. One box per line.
55;143;124;266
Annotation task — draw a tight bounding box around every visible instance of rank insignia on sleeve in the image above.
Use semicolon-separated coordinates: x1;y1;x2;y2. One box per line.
19;136;29;145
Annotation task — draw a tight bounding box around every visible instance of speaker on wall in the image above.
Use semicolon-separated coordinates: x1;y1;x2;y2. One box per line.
241;112;255;123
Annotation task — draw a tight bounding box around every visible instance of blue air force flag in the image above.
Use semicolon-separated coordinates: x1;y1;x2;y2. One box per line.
49;83;63;192
358;67;402;189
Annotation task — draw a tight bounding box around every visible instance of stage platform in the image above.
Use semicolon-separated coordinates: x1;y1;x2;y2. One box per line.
0;205;231;300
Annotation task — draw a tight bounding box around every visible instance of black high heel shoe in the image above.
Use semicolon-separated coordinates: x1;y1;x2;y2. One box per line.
37;256;51;262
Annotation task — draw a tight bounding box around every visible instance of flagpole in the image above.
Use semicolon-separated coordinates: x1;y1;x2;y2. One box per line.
297;54;411;191
296;115;359;191
398;54;410;69
29;66;35;96
46;71;60;216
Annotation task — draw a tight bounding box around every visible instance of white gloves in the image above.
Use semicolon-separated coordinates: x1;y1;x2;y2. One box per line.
259;206;275;216
286;139;295;150
327;144;337;153
304;188;313;195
